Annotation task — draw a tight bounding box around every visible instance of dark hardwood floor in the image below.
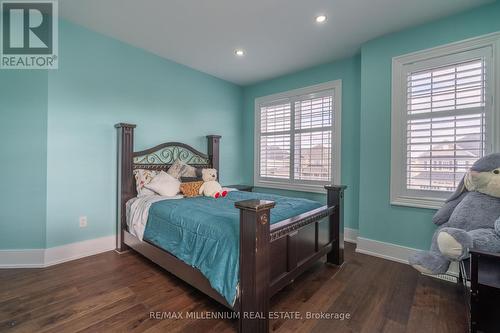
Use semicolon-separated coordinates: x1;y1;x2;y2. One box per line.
0;243;467;333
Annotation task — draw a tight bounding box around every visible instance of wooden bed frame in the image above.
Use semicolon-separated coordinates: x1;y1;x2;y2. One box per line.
115;123;346;333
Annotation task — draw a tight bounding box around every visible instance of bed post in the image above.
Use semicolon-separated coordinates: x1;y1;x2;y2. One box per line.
325;185;347;266
206;135;221;175
115;123;136;253
235;199;275;333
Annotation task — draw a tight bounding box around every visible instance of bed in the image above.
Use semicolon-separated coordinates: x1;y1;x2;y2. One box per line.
115;123;346;333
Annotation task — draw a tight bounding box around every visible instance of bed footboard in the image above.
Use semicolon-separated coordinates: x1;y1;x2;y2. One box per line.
236;199;275;333
325;185;347;265
235;185;346;333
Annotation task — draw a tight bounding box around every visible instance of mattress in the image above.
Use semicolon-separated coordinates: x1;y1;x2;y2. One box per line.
142;190;324;305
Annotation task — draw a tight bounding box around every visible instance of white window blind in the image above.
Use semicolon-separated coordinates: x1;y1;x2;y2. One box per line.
391;34;499;209
406;58;487;192
255;81;341;192
259;101;291;179
294;93;333;181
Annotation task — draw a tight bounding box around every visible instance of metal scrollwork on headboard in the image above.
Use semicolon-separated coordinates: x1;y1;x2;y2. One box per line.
115;124;221;251
133;143;211;169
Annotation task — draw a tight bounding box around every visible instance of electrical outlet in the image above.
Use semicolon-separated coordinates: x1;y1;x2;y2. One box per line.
79;216;88;228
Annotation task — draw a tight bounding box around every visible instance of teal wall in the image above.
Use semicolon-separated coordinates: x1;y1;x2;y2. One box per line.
242;56;361;230
2;2;500;251
242;1;500;248
0;20;243;250
358;1;500;249
45;21;243;247
0;71;48;249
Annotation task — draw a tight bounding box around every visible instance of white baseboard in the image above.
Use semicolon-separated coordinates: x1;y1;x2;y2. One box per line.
356;237;416;265
0;249;45;268
44;236;116;266
0;229;358;269
0;235;115;268
344;227;358;244
0;230;458;280
356;237;459;277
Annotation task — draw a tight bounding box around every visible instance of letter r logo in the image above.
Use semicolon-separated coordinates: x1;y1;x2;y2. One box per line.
2;2;53;54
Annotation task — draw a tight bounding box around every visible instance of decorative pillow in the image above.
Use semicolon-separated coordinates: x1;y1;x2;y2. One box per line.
167;159;198;179
133;169;159;197
144;171;181;197
180;181;204;198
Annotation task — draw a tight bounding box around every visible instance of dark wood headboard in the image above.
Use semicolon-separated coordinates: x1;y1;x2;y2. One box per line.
115;123;221;250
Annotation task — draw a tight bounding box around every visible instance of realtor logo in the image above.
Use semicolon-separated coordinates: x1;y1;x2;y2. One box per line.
1;0;58;69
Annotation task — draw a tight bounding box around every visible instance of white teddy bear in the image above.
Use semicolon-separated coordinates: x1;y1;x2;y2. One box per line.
199;168;227;198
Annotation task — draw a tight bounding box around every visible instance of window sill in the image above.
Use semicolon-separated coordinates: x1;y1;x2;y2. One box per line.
254;181;329;194
390;195;446;210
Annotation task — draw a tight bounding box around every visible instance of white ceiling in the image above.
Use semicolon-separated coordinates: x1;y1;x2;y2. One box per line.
59;0;494;85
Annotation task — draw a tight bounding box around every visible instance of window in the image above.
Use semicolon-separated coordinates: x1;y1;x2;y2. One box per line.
391;33;500;209
255;81;341;193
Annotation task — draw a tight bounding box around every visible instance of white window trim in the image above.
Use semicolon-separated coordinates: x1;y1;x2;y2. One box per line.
254;80;342;194
391;32;500;210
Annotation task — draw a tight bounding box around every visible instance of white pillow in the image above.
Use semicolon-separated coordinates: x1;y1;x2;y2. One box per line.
144;171;181;197
133;169;159;197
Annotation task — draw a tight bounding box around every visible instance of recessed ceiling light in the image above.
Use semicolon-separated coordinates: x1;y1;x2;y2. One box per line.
235;49;245;57
315;15;327;23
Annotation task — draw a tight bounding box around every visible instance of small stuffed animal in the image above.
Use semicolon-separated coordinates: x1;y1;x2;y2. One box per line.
199;168;227;198
409;153;500;275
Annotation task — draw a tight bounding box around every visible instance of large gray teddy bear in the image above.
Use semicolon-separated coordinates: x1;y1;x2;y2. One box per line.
410;153;500;275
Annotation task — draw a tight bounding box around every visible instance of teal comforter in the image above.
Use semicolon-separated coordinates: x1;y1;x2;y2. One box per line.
143;191;323;305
